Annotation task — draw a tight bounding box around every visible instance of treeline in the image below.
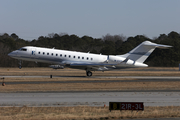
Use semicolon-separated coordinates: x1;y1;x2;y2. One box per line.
0;31;180;67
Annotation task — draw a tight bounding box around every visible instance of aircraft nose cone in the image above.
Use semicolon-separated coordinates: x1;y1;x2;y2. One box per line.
8;52;12;56
8;52;16;57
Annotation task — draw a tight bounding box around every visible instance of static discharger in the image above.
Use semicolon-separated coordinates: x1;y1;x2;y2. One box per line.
109;102;144;112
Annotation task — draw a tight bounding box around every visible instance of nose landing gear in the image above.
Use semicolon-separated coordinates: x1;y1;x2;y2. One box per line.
18;60;22;69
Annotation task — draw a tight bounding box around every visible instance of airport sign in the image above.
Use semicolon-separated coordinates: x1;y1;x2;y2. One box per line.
109;102;144;111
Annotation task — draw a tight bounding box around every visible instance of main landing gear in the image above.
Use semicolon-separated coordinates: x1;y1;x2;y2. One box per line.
86;71;92;77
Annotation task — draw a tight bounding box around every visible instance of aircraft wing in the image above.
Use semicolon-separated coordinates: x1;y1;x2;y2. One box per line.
55;58;131;71
66;62;118;71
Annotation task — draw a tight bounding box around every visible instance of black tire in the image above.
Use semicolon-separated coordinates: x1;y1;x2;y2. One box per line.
2;82;5;86
86;71;92;77
19;66;22;69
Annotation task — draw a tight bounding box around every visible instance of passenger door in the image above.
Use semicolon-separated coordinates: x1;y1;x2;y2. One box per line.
31;48;36;58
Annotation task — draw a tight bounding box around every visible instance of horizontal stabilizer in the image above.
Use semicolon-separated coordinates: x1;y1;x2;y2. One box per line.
143;41;172;49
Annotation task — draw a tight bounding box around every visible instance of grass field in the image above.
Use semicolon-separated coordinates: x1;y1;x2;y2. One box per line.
1;77;180;92
0;106;180;120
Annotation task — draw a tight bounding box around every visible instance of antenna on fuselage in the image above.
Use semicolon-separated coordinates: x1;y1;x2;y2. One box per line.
52;47;55;49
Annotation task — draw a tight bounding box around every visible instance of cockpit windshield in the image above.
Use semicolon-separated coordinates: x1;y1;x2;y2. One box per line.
18;48;27;51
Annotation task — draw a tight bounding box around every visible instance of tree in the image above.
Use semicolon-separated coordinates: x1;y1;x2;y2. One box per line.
102;34;126;42
2;33;9;39
11;33;19;40
0;31;178;67
47;33;55;38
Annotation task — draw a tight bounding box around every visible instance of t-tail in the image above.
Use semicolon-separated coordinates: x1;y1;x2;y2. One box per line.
118;41;172;66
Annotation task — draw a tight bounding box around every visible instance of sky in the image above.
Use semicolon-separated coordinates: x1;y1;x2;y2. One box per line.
0;0;180;40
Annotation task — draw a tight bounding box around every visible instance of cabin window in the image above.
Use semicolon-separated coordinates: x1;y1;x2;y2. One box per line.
82;57;84;59
51;53;53;56
69;55;71;58
87;57;89;60
19;48;27;51
73;56;75;58
47;53;49;55
60;54;62;57
91;58;93;60
43;52;45;55
38;52;40;54
64;55;66;57
56;54;58;56
78;56;80;59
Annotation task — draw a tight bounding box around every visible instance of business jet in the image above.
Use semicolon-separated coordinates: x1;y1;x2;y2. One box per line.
8;41;171;76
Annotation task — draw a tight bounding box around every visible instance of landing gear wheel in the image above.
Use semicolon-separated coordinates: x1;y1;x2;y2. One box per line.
2;82;5;86
1;77;5;86
18;60;22;69
19;65;22;69
86;71;92;77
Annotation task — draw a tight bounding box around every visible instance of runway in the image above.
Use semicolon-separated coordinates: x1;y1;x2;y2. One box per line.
0;92;180;107
1;76;180;85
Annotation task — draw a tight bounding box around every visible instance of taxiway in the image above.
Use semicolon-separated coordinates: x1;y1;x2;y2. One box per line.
0;92;180;107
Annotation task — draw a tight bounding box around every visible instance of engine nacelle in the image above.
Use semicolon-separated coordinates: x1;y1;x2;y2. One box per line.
49;65;64;69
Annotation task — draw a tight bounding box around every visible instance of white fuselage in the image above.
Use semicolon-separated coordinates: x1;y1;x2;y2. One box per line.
8;46;146;71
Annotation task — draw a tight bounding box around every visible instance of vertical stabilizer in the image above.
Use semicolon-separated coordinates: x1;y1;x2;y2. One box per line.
119;41;171;63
